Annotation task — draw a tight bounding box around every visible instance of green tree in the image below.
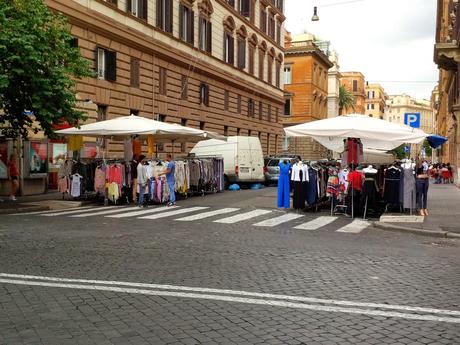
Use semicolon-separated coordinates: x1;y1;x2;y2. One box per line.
391;144;407;160
0;0;93;139
422;139;432;158
338;84;356;115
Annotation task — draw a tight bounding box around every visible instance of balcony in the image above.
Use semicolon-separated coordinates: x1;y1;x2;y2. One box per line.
434;41;460;71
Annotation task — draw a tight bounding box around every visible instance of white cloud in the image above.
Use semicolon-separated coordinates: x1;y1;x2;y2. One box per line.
285;0;438;99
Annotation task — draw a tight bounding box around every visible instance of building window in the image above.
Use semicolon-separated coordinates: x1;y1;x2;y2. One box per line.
259;50;265;80
275;61;281;88
275;107;279;123
237;94;241;114
284;65;291;84
276;21;281;45
239;0;250;17
224;32;234;65
237;38;246;70
181;118;187;126
224;90;229;111
352;80;358;92
199;17;212;53
268;14;275;39
248;129;252;136
259;101;263;120
199;83;209;106
158;114;166;122
268;104;272;122
179;4;194;44
226;0;235;7
248;44;255;75
237;128;241;136
284;99;291;115
267;56;273;84
371;104;375;109
96;47;117;81
248;99;255;117
127;0;148;20
181;75;188;100
130;109;139;116
159;67;167;95
260;8;267;33
200;121;205;130
156;0;173;33
224;125;228;136
130;58;140;88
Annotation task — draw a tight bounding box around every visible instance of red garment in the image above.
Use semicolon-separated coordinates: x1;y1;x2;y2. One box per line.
8;160;19;177
348;170;362;191
132;139;141;156
107;164;123;185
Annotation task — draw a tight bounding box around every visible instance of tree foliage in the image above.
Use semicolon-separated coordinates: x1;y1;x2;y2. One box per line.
391;144;407;160
0;0;93;139
338;85;356;115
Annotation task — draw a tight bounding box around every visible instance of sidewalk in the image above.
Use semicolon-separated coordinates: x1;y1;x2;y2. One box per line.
0;192;94;214
374;184;460;238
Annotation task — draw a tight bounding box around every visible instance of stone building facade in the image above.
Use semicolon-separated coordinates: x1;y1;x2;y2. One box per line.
340;71;366;115
364;83;387;119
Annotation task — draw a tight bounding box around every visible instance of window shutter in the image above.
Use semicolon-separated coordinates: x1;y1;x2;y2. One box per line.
127;0;132;12
206;22;212;53
189;10;194;44
165;0;173;33
156;0;163;28
141;0;148;20
131;58;140;88
94;48;99;73
179;5;184;40
106;51;117;82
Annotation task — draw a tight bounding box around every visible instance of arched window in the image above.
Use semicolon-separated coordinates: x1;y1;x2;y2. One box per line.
258;41;267;80
248;34;258;76
198;0;213;53
237;25;248;70
223;16;236;65
267;48;276;85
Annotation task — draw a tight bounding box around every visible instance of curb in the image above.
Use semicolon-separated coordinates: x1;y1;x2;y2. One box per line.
372;221;460;239
0;206;50;215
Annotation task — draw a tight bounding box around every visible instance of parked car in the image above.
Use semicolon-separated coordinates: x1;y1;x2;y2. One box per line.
264;155;301;185
191;136;265;189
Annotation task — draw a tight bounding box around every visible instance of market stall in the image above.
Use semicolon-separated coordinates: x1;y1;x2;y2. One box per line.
284;114;428;218
55;115;226;204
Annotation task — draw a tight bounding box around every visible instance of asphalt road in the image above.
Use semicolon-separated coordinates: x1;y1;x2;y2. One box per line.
1;188;459;345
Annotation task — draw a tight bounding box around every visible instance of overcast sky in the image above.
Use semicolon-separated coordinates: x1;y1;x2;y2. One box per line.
285;0;438;100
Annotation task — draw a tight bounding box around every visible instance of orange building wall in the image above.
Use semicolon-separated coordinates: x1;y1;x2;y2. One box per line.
340;73;366;114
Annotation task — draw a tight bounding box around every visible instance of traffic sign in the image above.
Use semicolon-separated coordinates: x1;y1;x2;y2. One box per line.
404;112;421;128
403;145;410;153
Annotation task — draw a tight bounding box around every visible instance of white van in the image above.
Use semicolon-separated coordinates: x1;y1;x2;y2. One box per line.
190;136;265;188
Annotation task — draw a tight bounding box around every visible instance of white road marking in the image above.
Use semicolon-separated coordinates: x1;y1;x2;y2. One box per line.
70;206;141;218
41;206;118;217
0;275;459;323
9;205;95;216
294;216;338;230
253;213;304;227
106;206;177;218
336;220;370;233
214;209;272;224
175;208;239;221
1;273;460;317
138;207;209;219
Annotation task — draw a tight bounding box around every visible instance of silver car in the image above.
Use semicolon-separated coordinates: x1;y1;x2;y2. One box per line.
264;156;299;185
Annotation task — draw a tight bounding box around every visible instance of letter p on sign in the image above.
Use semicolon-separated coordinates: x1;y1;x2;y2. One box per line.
404;113;420;128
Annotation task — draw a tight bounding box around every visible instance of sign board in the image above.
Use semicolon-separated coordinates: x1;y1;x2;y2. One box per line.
403;145;410;153
404;112;421;128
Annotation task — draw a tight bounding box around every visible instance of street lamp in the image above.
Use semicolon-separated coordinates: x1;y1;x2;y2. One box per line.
311;6;319;21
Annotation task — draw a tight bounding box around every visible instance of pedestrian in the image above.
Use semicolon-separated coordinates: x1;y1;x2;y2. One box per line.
131;154;139;203
447;163;453;183
137;155;148;207
415;164;429;216
277;159;291;208
441;164;450;184
8;153;19;201
161;154;176;206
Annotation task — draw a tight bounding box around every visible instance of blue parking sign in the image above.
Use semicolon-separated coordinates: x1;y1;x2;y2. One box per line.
404;113;420;128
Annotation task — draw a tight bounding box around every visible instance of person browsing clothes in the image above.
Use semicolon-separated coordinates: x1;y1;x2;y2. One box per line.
160;154;176;206
137;155;148;207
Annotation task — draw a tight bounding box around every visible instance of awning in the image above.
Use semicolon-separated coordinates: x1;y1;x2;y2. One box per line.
427;135;448;149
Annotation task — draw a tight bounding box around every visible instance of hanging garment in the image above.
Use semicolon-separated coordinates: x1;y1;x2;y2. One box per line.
94;167;106;194
277;162;291;208
58;177;69;194
132;139;141;156
292;169;306;210
402;167;416;209
108;182;120;203
361;174;379;212
68;136;83;152
124;138;133;162
147;135;155;155
70;174;82;198
306;168;318;205
348;170;362;191
326;174;340;198
383;168;401;204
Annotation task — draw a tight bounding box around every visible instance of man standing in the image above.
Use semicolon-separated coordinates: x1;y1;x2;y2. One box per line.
137;155;147;207
162;154;176;206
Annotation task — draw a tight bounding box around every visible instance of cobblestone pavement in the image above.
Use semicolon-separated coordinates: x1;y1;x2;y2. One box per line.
1;191;459;344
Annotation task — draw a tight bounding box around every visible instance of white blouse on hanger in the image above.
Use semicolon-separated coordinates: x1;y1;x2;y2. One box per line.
291;163;309;182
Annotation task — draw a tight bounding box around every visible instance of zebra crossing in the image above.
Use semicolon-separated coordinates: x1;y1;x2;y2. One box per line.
11;205;373;234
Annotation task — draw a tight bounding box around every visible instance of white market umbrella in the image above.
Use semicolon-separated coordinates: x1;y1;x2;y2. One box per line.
284;114;427;152
56;115;224;143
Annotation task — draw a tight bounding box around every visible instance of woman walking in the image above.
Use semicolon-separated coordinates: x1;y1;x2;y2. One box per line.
415;164;429;216
8;153;19;201
277;159;291;208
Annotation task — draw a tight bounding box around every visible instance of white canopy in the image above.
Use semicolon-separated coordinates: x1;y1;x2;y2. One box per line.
284;114;427;152
56;115;224;142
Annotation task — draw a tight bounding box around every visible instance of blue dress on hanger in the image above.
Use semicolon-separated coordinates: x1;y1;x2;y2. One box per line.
277;162;291;208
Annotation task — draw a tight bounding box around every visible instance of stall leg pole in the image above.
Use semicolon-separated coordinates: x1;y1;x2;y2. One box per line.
363;196;368;220
330;196;333;216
